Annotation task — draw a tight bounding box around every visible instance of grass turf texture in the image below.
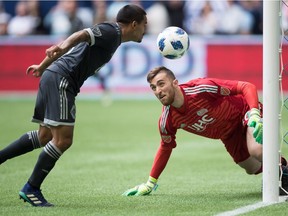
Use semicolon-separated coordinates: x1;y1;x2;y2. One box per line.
0;99;288;216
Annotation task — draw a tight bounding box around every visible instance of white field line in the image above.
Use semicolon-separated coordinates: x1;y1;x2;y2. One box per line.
215;196;288;216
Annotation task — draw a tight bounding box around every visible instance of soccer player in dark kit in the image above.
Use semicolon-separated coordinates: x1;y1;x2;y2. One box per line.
122;66;288;196
0;4;147;207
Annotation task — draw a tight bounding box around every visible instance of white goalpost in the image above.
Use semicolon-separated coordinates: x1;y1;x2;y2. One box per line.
263;0;281;203
215;2;286;214
214;2;286;215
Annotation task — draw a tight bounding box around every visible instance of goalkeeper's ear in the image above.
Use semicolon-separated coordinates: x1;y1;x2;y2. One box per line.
172;79;178;87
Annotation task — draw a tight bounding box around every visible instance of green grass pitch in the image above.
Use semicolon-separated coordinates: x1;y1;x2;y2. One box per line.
0;99;288;215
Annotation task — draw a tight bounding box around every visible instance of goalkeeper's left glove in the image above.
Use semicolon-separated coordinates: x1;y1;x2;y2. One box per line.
246;108;263;144
122;176;158;196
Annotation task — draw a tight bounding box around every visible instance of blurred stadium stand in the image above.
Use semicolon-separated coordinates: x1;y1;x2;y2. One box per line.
2;1;154;17
2;1;288;97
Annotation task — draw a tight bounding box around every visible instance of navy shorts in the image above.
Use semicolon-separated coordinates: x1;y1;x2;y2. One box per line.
32;71;76;126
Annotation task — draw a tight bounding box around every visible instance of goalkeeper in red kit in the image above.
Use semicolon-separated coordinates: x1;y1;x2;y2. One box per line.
122;66;288;196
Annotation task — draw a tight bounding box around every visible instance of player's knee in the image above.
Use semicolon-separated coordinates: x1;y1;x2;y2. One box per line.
38;130;53;146
244;164;262;175
245;170;254;175
54;138;73;152
245;168;257;175
238;157;262;175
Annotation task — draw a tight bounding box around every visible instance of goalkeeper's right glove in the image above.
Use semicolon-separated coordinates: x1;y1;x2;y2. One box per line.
246;108;263;144
122;176;158;196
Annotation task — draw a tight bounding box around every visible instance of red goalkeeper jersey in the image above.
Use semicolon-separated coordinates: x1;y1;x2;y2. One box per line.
150;78;259;179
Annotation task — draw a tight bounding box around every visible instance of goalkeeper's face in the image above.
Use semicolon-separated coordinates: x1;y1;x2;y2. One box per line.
149;72;177;106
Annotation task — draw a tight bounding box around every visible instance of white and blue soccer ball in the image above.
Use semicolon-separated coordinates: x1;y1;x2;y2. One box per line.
156;26;190;60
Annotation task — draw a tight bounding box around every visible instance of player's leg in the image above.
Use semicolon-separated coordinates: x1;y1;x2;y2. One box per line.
0;126;52;164
246;125;288;195
223;125;262;175
246;127;262;162
28;125;73;188
246;126;288;168
19;125;73;206
234;127;262;174
0;71;53;165
238;156;262;175
247;126;288;165
19;73;76;207
280;165;288;195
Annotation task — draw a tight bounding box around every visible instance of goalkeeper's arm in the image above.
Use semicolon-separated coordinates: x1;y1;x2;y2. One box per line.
237;81;263;144
236;81;259;109
122;146;173;196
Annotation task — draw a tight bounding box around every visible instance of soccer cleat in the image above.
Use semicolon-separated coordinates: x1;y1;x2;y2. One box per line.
280;165;288;196
281;156;287;166
19;183;54;207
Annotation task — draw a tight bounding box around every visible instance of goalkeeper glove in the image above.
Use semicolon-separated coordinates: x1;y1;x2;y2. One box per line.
246;108;263;144
122;176;158;196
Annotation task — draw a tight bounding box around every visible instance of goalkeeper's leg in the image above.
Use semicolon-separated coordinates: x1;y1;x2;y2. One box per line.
223;125;262;174
280;165;288;195
238;156;262;175
246;127;288;195
246;127;262;162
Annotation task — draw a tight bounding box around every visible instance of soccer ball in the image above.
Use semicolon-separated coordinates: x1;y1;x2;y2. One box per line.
156;26;190;59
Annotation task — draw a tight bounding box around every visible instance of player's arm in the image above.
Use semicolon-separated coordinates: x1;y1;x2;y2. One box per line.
26;29;91;77
237;81;263;144
122;145;173;196
236;81;259;109
46;29;91;59
210;78;263;144
150;145;173;178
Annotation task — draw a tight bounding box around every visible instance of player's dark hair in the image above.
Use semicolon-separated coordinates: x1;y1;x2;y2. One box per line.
147;66;176;83
116;4;146;24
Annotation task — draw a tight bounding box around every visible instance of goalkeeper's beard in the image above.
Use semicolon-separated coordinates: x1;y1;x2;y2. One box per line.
158;90;176;106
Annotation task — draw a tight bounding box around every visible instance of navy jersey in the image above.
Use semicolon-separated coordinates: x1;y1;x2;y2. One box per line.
47;22;121;94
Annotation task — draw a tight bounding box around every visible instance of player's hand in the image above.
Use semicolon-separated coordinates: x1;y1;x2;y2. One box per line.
122;176;158;196
26;65;44;77
46;45;65;58
247;108;263;144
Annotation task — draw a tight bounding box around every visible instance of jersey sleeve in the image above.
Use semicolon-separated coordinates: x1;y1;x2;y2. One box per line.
158;106;177;148
148;106;177;179
149;145;173;179
236;81;259;109
191;78;259;109
84;23;120;48
84;27;96;46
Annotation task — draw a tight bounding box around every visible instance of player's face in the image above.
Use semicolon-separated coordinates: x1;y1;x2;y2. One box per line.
133;16;147;43
149;72;177;106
